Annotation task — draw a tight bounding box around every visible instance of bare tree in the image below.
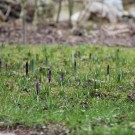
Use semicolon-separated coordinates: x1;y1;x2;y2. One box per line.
56;0;63;23
68;0;74;27
21;0;27;44
33;0;38;26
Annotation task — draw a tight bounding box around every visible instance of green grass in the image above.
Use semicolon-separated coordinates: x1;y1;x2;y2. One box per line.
0;44;135;135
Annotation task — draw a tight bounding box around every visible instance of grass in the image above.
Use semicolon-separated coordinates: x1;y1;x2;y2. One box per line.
0;44;135;135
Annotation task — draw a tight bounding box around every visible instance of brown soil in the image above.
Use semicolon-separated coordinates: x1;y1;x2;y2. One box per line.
0;20;135;47
0;123;70;135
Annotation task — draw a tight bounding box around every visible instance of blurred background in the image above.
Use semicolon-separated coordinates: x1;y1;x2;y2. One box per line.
0;0;135;46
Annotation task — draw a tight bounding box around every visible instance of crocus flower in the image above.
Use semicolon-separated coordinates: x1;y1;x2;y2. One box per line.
61;72;64;81
6;63;8;70
78;51;80;58
0;60;2;68
48;69;52;83
26;61;28;76
8;54;10;57
36;82;39;95
74;61;77;70
107;64;110;75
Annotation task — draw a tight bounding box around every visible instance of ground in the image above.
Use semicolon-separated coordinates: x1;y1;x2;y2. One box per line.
0;21;135;47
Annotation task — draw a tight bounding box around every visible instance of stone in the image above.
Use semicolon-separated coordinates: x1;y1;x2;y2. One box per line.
104;0;124;17
71;10;90;25
72;0;124;25
89;2;119;23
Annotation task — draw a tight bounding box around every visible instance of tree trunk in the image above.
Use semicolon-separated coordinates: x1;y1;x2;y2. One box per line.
68;0;74;27
56;0;63;23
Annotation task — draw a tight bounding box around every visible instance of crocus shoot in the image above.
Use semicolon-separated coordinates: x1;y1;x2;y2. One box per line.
26;61;28;76
36;81;40;102
36;81;39;95
107;64;110;82
0;60;2;68
48;69;52;83
6;63;8;70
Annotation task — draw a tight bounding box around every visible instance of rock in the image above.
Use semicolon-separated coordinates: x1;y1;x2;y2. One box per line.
71;10;90;25
88;0;124;23
72;0;124;25
104;0;124;17
89;2;119;23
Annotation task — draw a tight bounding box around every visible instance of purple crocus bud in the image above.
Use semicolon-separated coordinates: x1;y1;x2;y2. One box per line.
107;64;110;75
6;63;8;70
36;82;39;95
26;61;28;76
74;61;77;70
89;53;92;59
8;54;10;57
78;51;80;58
48;69;52;83
61;72;64;81
0;60;2;68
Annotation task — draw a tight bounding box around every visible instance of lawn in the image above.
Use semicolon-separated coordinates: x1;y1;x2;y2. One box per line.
0;44;135;135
